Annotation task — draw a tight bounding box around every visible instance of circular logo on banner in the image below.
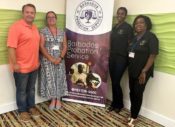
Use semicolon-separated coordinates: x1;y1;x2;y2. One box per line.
75;0;103;31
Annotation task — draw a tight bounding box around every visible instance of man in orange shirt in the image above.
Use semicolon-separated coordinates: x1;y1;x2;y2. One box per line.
7;4;40;122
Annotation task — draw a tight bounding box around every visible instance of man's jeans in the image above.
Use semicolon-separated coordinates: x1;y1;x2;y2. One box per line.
13;69;38;113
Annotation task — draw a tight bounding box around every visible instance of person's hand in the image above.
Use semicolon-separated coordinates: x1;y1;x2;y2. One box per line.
50;58;56;64
87;61;92;66
138;71;146;85
54;57;61;65
14;64;20;72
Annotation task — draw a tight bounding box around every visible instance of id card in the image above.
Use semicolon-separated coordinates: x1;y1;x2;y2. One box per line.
52;45;59;50
129;52;135;58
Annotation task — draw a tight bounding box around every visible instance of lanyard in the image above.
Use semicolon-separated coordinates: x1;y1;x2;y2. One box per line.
130;41;138;52
130;32;146;52
130;34;143;52
49;27;58;43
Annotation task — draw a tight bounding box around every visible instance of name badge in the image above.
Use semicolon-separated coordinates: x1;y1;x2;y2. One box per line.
52;45;59;50
129;52;135;58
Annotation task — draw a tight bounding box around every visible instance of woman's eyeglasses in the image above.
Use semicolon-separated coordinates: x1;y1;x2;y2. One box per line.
47;17;56;19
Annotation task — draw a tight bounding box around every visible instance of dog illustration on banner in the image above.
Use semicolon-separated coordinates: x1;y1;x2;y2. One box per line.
70;62;101;89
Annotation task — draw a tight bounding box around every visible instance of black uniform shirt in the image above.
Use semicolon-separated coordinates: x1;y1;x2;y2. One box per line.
110;22;133;57
128;31;159;78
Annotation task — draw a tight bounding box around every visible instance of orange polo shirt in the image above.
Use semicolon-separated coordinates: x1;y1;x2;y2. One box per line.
7;19;40;73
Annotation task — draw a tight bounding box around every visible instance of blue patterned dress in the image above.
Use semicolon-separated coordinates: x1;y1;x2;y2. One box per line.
39;27;67;99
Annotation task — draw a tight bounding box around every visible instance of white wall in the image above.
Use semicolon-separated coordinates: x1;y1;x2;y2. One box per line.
0;0;65;13
114;0;175;14
0;0;175;127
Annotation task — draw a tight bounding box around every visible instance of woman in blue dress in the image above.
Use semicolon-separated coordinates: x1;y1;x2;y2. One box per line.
39;11;67;110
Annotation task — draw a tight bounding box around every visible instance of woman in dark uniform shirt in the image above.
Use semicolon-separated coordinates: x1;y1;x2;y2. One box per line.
128;15;159;126
108;7;133;113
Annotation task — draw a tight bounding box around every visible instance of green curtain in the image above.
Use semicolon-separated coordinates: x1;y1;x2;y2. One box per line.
0;9;175;75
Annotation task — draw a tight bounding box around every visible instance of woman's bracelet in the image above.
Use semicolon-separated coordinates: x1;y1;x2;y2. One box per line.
142;69;147;74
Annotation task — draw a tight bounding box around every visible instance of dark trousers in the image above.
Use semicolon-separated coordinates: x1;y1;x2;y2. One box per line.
129;75;150;119
109;55;127;109
13;69;38;113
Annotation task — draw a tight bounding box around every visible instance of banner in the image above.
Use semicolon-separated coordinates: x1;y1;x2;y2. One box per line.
63;0;114;107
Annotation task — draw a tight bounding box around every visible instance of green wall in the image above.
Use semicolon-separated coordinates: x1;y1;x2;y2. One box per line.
0;9;175;75
0;9;65;64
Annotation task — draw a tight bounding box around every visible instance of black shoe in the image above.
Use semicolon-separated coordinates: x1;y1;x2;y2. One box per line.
114;108;122;113
107;106;115;112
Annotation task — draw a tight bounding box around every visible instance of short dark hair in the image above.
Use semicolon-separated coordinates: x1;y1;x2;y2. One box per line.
46;11;57;19
133;15;152;31
117;7;128;16
22;3;36;12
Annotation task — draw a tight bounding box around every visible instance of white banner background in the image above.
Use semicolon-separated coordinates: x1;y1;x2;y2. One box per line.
66;0;114;35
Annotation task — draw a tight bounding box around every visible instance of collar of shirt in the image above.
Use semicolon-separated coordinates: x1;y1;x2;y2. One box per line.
20;19;35;29
115;21;126;29
136;31;146;41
